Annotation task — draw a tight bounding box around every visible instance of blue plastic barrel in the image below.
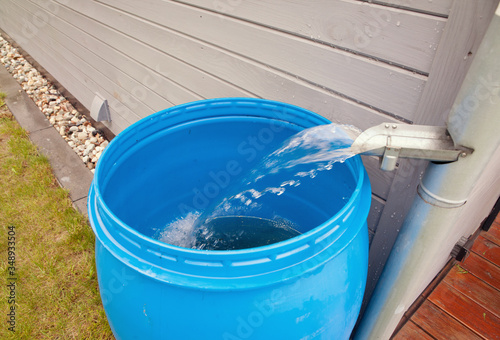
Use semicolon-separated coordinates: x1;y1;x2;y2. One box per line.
88;98;371;340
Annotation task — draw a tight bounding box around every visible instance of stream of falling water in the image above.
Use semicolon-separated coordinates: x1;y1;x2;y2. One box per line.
155;123;362;250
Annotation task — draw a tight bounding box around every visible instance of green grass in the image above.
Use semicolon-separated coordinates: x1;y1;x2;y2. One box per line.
456;264;469;274
0;104;113;339
0;92;6;108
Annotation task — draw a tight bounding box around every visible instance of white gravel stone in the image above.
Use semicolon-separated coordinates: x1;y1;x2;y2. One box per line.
83;144;95;156
0;34;110;173
77;132;88;140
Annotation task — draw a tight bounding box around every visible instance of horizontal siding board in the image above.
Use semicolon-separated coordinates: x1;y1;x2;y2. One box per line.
8;1;148;126
95;0;427;120
42;1;255;102
77;0;397;198
369;0;453;16
1;2;133;133
17;0;191;114
414;0;500;125
50;0;403;134
178;0;446;73
1;0;398;201
0;0;397;199
32;6;196;110
28;13;156;119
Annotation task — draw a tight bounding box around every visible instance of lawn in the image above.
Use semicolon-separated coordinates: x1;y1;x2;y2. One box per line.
0;95;113;339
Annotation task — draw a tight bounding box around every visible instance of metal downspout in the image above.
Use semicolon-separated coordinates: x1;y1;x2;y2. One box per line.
354;6;500;339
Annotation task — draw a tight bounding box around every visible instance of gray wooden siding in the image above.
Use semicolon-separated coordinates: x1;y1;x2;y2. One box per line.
1;0;497;306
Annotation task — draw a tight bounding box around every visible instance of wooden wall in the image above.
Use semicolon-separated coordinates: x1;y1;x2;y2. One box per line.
1;0;497;308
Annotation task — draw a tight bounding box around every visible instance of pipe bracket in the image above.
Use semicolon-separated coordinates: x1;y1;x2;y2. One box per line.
417;181;467;208
351;123;473;171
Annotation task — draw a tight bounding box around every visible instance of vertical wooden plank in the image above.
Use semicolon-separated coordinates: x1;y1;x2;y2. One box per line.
362;0;499;319
363;158;428;311
362;155;394;200
179;0;447;73
410;300;482;340
414;0;500;125
96;0;427;119
368;228;375;244
367;196;385;232
479;196;500;232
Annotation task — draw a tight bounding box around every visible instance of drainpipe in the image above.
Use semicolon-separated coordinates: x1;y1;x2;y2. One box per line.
354;6;500;340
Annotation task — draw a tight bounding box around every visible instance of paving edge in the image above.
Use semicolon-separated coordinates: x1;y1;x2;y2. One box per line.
0;65;92;217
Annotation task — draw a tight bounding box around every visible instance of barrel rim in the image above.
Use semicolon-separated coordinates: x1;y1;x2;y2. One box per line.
89;98;371;289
